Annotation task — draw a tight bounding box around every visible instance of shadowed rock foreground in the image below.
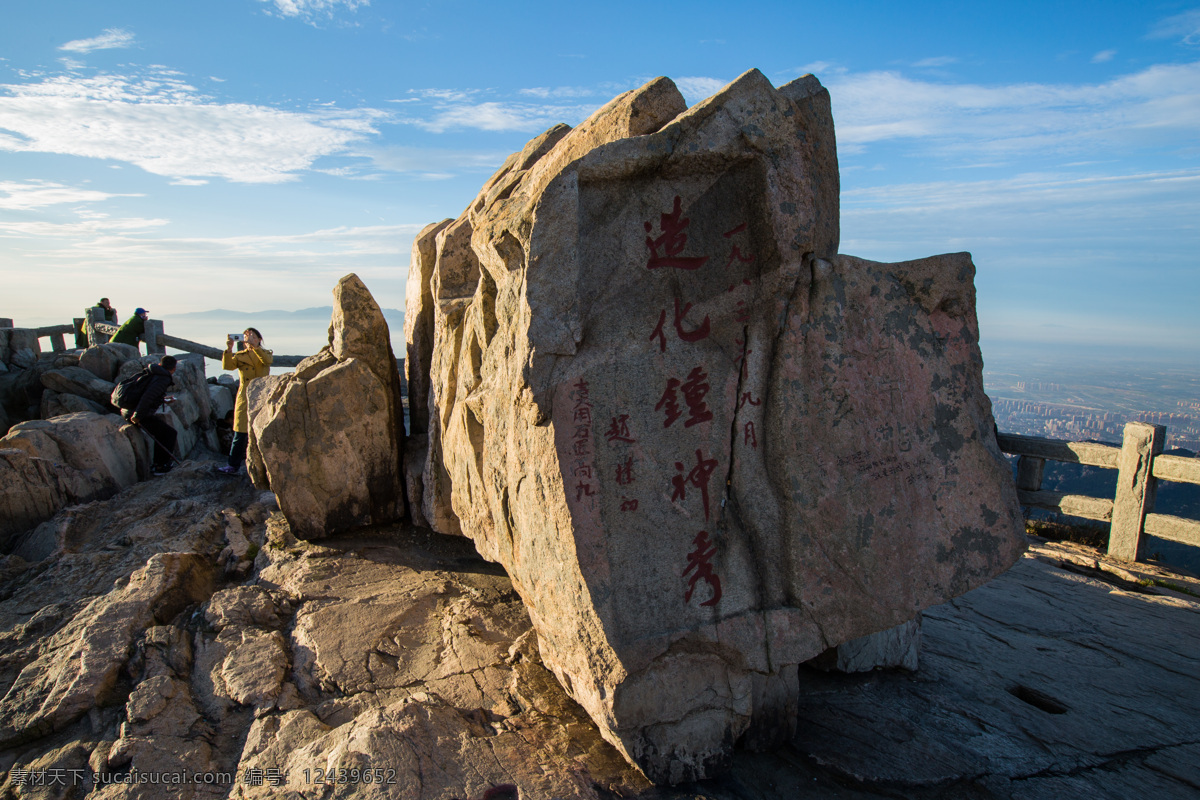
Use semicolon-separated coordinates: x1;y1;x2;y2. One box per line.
2;453;1197;799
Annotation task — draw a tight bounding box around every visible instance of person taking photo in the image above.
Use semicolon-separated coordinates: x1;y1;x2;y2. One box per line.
218;327;272;476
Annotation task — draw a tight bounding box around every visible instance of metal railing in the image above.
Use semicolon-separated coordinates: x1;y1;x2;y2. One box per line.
998;423;1200;563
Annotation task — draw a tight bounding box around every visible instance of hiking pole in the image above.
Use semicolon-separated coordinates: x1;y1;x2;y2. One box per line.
124;411;186;471
135;424;186;469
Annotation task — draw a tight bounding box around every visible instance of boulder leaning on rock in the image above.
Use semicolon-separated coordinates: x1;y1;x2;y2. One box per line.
247;273;407;539
404;69;1026;783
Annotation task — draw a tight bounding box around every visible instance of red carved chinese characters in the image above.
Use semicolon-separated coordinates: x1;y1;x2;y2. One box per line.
615;457;635;486
655;378;683;427
649;296;711;353
620;499;639;512
645;196;710;271
673;296;710;342
680;367;713;427
605;414;635;444
744;421;758;449
682;530;721;606
655;367;713;429
723;222;755;271
568;378;596;507
733;338;751;380
671;449;719;521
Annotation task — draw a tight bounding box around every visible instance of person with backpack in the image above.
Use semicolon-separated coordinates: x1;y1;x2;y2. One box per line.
115;355;179;476
218;328;272;475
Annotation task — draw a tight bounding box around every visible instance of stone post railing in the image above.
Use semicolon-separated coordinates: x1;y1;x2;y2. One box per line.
997;423;1198;565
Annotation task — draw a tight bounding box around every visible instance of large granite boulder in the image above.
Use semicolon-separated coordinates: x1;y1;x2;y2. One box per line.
78;342;141;382
0;359;50;423
0;412;147;548
40;389;107;419
405;69;1025;783
40;365;116;407
246;273;407;539
5;328;40;370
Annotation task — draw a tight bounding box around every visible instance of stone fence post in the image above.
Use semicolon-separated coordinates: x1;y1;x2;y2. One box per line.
144;318;166;355
1108;421;1165;562
86;307;110;346
1015;456;1045;492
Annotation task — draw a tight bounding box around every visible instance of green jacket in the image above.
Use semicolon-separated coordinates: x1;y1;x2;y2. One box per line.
111;315;145;346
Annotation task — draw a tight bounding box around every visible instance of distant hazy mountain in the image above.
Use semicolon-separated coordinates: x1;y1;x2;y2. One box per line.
173;307;405;324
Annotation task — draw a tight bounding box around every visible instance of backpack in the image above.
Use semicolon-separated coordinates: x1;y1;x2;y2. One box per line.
111;367;155;410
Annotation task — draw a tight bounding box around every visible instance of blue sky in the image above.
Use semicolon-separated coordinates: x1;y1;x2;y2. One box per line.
2;0;1198;361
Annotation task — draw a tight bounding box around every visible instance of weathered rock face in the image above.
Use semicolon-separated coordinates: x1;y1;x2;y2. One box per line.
0;412;146;549
40;388;107;418
78;342;141;382
5;328;40;370
0;552;216;748
246;273;407;539
405;70;1025;782
40;365;117;407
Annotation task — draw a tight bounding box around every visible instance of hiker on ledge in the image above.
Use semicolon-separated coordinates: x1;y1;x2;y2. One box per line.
95;298;119;324
111;307;149;351
123;355;178;476
219;327;272;476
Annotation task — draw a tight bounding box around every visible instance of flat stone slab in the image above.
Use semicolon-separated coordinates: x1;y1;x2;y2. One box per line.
650;537;1200;798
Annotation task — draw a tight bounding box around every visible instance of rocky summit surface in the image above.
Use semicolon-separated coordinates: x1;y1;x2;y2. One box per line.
1;447;1197;799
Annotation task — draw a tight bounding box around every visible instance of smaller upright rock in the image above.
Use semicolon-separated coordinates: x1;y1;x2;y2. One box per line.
247;274;407;539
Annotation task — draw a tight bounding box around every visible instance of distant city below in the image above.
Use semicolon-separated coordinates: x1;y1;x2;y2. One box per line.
983;342;1200;452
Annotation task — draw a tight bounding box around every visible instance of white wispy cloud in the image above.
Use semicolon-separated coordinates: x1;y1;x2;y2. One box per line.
1;216;421;258
519;86;599;99
912;56;958;68
827;61;1200;155
785;62;845;80
5;221;423;332
407;88;480;103
1091;49;1117;63
674;76;728;105
259;0;369;25
0;180;139;210
360;144;508;177
0;215;169;238
1148;8;1200;45
0;70;387;183
59;28;136;54
405;100;592;134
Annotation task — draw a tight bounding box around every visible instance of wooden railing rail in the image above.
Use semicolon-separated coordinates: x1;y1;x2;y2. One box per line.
998;424;1200;564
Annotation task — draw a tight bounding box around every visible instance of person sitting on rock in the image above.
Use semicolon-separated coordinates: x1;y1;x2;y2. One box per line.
111;307;149;350
218;327;272;476
123;354;178;476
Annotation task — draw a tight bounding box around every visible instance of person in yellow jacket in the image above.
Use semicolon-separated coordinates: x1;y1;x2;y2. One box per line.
217;327;272;475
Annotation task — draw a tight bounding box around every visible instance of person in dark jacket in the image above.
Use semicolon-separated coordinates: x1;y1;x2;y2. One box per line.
94;298;119;324
125;355;178;475
111;307;149;349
